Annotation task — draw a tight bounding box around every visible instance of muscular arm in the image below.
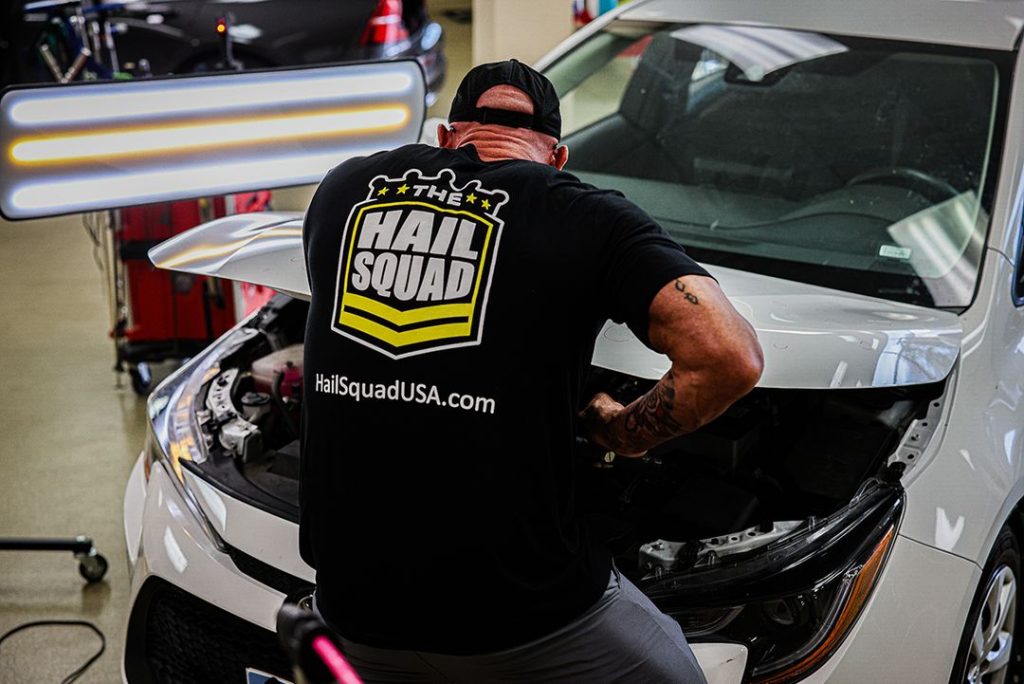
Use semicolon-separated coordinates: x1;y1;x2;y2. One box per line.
581;275;763;456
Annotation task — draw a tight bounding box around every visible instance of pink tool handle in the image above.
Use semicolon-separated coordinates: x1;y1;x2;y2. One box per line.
311;634;364;684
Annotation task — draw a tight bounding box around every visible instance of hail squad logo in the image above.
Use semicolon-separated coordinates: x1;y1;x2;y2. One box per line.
331;168;509;358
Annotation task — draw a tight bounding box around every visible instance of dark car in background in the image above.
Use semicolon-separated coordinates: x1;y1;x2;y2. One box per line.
3;0;445;101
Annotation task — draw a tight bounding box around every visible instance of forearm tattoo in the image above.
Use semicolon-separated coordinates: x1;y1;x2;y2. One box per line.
609;281;700;450
674;279;699;305
622;373;687;441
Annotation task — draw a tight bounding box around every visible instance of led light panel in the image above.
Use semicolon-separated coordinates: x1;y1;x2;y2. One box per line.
0;61;426;219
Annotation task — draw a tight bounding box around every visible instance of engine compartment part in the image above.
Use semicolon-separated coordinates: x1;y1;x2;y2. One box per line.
887;389;946;470
204;368;263;463
252;343;303;401
640;520;804;573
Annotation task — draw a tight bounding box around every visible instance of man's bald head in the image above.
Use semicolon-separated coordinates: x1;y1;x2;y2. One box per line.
476;84;535;116
438;84;568;168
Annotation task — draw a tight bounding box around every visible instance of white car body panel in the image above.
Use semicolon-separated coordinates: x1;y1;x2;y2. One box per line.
691;644;748;683
801;535;980;683
898;249;1024;564
595;265;962;388
123;453;147;567
148;212;307;299
150;215;963;389
127;460;287;630
183;468;314;583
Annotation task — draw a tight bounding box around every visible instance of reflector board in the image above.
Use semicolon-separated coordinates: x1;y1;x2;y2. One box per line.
0;61;426;219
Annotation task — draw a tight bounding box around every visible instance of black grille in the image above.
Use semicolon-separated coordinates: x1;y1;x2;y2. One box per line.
226;544;314;598
125;577;293;684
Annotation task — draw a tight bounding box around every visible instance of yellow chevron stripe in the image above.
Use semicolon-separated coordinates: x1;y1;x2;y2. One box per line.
341;292;473;326
340;310;472;347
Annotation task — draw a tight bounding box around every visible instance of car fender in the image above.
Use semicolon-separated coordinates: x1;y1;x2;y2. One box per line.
900;248;1024;569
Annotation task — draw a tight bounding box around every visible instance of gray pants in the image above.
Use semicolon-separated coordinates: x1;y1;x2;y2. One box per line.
316;566;707;683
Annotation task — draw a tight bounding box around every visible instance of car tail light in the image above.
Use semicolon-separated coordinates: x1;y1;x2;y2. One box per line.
361;0;409;46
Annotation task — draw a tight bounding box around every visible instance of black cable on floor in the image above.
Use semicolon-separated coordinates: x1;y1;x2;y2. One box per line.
0;620;106;684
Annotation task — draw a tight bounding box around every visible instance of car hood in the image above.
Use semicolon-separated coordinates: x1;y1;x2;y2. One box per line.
150;212;962;389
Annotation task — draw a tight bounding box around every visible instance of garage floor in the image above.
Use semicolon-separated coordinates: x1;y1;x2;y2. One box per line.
0;9;471;683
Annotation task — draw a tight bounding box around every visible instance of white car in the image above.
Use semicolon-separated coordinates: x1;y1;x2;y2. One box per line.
122;1;1024;682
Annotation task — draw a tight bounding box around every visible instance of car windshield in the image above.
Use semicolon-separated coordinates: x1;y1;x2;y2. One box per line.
545;22;1005;308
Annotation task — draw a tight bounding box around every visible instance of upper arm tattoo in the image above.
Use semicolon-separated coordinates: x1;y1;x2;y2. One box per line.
674;279;699;305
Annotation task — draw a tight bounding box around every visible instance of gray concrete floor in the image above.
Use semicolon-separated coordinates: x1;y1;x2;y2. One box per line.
0;8;471;683
0;212;145;683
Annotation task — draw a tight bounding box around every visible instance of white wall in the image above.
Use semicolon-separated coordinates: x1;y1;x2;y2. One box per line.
471;0;575;66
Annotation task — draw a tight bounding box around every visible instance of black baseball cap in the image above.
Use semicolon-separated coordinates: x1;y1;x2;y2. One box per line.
448;59;562;140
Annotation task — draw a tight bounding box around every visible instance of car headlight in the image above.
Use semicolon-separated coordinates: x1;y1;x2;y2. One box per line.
640;481;901;682
142;318;261;545
144;318;261;475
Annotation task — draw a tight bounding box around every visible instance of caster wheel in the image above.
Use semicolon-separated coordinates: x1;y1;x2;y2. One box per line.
79;554;108;583
130;362;152;396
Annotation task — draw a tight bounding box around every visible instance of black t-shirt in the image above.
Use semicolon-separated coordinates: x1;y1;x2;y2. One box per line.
300;143;709;654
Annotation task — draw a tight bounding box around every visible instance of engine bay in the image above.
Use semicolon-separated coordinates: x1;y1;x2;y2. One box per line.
577;367;937;577
192;296;942;579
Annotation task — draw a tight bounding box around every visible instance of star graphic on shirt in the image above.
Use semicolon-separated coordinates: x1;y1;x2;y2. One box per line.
466;192;477;204
396;184;409;195
377;187;389;196
481;198;491;210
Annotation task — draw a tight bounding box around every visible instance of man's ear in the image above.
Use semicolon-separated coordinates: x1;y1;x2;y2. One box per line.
552;144;569;170
437;123;456;149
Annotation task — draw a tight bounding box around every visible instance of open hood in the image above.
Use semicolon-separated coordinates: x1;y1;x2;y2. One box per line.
149;212;308;300
150;212;963;389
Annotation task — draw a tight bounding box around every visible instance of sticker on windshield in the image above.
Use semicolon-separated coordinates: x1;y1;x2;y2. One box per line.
331;168;509;359
878;244;912;260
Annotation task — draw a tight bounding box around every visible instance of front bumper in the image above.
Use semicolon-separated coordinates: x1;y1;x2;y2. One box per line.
125;575;293;683
122;455;306;683
122;453;980;683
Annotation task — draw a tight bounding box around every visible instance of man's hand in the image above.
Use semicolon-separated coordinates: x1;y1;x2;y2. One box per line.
578;392;648;458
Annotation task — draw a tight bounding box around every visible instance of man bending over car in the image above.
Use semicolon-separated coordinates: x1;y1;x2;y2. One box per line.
300;59;764;683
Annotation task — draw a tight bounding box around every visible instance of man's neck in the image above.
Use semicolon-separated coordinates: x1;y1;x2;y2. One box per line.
456;129;544;164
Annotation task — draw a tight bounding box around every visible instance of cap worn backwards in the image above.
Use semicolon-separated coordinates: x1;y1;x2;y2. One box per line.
448;59;562;140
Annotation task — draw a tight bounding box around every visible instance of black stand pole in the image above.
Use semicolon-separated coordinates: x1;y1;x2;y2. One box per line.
0;536;109;583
